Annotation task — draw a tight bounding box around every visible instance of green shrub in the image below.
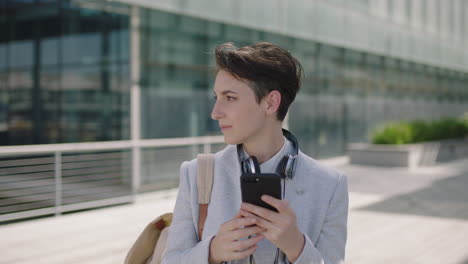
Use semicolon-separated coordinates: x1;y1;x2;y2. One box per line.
371;116;468;145
372;122;413;145
410;120;431;143
462;113;468;132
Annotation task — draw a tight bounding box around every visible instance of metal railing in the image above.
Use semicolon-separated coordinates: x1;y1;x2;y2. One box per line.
0;136;224;223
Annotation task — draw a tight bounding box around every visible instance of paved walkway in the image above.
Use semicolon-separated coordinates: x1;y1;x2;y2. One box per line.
1;157;468;264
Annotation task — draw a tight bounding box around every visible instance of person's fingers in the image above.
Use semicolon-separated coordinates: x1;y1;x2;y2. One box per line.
239;209;255;218
230;225;264;240
240;209;277;231
230;243;258;260
230;233;264;252
221;217;256;232
261;195;292;215
240;202;280;223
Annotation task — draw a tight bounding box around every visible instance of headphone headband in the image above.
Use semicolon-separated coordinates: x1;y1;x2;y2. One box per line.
237;129;299;179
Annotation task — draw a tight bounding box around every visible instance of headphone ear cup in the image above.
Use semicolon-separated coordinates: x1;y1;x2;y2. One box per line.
285;155;297;179
276;157;289;178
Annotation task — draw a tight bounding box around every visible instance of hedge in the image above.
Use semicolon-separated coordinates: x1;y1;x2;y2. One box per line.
371;116;468;145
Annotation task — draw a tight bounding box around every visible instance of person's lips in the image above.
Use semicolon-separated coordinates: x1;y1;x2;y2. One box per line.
220;125;232;131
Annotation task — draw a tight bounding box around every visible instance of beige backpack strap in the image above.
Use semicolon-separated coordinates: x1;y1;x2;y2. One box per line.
197;153;215;241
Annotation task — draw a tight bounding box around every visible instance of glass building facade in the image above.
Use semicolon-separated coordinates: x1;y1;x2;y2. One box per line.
0;0;467;154
1;1;468;157
0;0;130;146
137;7;468;158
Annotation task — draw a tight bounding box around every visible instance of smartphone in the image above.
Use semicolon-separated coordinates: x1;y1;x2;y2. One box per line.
240;173;282;212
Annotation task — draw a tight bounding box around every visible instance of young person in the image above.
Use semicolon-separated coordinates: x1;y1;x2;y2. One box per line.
162;42;348;264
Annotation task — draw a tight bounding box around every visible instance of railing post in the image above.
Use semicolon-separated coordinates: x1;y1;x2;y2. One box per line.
132;145;141;200
130;5;141;200
54;151;62;216
203;143;211;154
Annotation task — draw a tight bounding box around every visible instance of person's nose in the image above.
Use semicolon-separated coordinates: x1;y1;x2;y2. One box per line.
211;101;225;120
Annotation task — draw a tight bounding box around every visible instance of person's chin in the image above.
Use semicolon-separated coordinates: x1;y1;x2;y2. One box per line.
223;134;241;145
223;136;236;145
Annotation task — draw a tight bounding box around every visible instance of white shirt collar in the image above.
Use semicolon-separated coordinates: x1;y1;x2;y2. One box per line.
241;136;291;174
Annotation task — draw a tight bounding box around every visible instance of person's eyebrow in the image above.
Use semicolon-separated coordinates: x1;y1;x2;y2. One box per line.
213;90;238;96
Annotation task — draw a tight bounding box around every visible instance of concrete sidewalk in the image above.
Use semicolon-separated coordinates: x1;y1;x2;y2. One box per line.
1;157;468;264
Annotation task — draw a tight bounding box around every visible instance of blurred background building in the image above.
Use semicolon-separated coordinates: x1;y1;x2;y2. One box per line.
1;0;467;222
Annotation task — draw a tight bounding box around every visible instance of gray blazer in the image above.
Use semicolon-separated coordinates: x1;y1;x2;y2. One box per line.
162;144;348;264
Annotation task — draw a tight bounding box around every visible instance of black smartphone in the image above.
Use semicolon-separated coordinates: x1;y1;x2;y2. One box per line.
240;173;282;212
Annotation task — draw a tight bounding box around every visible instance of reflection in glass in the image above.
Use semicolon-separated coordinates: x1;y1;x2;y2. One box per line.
0;0;130;146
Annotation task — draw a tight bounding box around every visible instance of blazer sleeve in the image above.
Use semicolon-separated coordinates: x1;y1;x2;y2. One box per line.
161;161;214;264
293;173;349;264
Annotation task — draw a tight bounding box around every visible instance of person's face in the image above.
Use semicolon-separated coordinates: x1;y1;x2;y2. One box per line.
211;70;269;145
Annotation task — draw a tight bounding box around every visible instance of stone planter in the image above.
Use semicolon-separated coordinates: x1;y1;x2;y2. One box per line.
348;137;468;168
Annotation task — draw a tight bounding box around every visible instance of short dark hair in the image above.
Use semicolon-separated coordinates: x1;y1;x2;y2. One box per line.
215;42;303;121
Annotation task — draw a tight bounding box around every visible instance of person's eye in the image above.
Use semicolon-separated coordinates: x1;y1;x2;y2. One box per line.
227;96;237;101
213;95;217;100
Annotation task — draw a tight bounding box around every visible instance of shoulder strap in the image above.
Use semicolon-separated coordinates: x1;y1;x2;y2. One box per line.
197;153;215;241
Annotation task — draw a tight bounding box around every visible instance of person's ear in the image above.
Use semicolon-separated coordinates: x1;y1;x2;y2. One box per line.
265;90;281;115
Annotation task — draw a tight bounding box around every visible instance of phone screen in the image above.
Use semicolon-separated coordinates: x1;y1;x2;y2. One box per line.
240;173;282;212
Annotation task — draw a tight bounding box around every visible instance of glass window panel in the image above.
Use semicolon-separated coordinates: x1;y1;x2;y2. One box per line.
0;44;7;70
364;54;383;95
40;37;59;66
1;0;129;146
109;64;130;92
143;9;175;30
141;89;192;138
225;25;256;44
109;64;130;140
8;70;33;145
61;66;101;142
62;66;100;91
206;21;222;38
344;49;363;65
319;46;343;91
0;72;7;145
40;12;61;38
10;40;34;68
292;39;318;70
62;33;102;65
179;16;208;36
40;68;60;143
343;49;365;96
291;40;318;94
120;28;130;60
109;29;129;62
261;32;290;48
